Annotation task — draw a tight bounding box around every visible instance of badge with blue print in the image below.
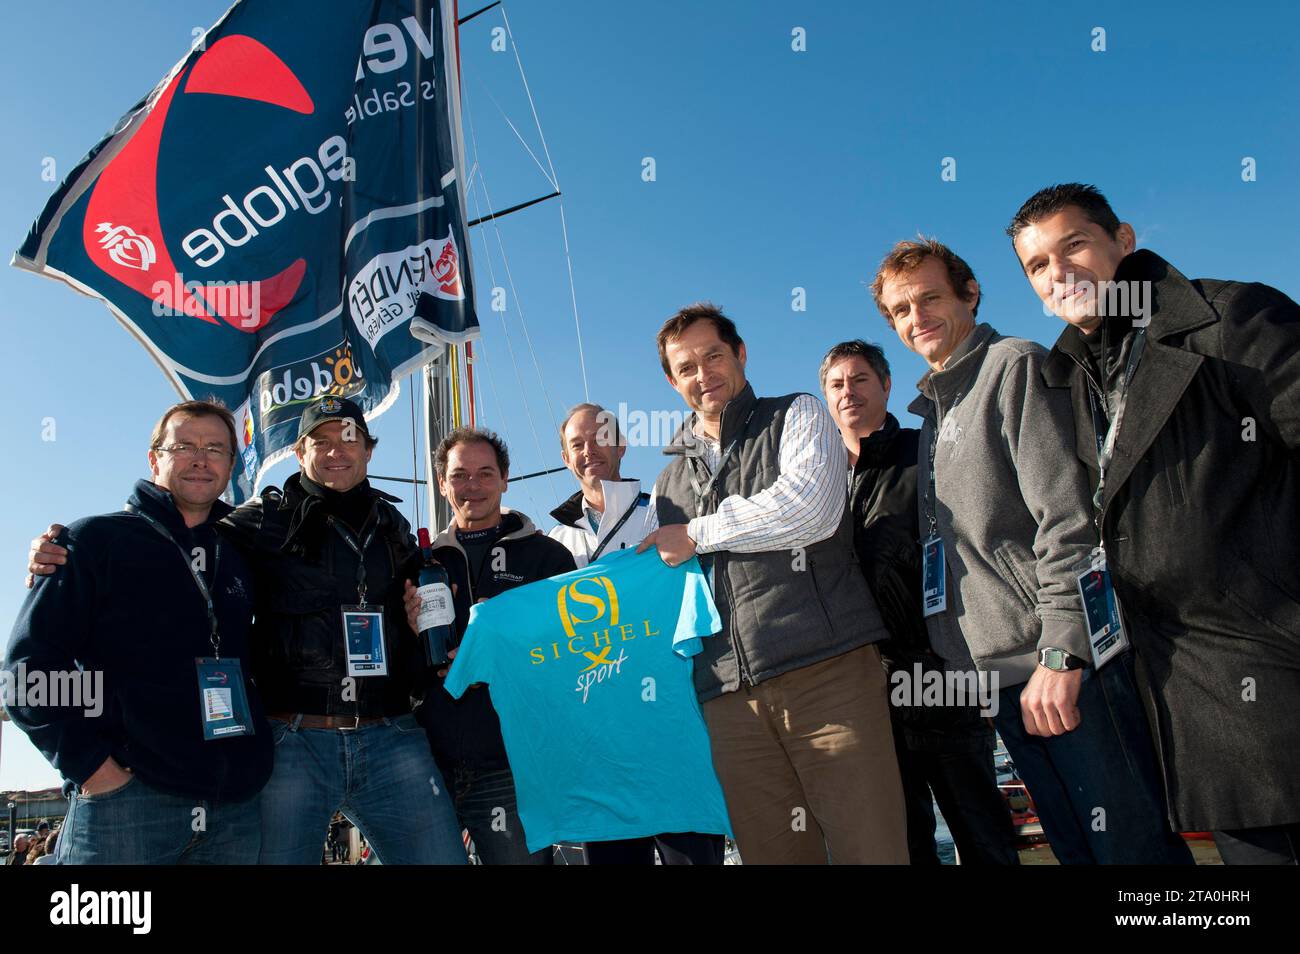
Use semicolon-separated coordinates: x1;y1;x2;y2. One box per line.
195;658;255;740
921;535;947;617
1074;548;1130;669
343;605;388;677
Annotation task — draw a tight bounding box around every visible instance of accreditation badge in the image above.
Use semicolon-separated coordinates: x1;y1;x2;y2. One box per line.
342;605;388;677
1074;549;1130;669
921;535;947;617
195;657;255;740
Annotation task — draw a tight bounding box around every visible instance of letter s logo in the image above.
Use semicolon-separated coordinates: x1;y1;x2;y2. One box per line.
556;576;620;638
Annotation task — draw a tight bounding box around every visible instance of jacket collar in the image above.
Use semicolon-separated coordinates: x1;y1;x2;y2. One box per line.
853;413;901;473
279;472;402;555
549;478;643;529
550;490;587;527
717;381;758;445
1043;327;1089;388
127;479;230;535
910;322;997;414
1118;248;1220;338
1093;250;1211;507
1043;317;1130;389
1042;249;1213;508
280;472;402;508
1044;249;1219;388
431;508;537;553
664;381;758;459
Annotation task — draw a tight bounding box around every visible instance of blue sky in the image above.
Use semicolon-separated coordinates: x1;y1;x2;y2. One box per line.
2;0;1297;790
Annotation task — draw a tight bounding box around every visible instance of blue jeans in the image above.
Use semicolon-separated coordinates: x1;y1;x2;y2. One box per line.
259;714;466;865
992;652;1193;865
58;775;260;864
447;764;551;865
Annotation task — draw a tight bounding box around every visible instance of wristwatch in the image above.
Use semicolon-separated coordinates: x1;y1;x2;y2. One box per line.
1038;647;1087;671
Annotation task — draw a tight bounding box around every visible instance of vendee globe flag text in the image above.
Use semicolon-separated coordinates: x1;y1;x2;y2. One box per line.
14;0;478;500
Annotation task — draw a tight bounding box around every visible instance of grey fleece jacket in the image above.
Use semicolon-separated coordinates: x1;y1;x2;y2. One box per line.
907;322;1094;688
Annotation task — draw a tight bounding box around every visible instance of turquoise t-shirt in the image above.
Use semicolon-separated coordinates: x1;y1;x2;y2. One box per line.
444;547;732;851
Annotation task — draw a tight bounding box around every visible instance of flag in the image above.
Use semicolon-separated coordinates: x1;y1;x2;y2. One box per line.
14;0;478;500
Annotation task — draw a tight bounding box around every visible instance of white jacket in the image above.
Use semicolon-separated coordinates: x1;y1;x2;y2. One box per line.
546;478;656;568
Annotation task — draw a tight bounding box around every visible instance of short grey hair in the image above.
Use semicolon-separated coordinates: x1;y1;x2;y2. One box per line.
819;340;891;391
558;402;622;449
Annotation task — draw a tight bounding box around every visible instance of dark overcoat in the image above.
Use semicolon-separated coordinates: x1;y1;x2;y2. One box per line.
1042;249;1300;831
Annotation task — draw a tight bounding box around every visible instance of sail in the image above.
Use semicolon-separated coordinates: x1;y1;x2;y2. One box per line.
13;0;479;501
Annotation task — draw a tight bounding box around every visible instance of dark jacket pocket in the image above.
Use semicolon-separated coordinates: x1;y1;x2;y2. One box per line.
1149;429;1188;508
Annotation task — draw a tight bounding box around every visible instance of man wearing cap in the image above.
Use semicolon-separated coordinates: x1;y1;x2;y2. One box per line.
220;396;466;864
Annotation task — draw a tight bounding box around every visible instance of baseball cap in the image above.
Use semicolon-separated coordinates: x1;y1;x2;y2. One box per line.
298;396;371;442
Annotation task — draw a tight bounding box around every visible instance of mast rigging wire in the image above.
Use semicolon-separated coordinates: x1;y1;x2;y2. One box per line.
499;4;590;403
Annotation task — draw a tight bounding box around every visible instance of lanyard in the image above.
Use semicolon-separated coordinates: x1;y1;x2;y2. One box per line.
125;504;221;658
1086;326;1148;514
329;516;379;605
688;409;756;506
923;426;939;539
588;495;646;563
921;390;960;540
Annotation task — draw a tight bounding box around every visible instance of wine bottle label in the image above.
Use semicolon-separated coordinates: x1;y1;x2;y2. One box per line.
417;582;455;629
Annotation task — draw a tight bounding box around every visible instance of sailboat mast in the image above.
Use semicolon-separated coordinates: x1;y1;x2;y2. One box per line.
420;0;466;537
423;350;454;534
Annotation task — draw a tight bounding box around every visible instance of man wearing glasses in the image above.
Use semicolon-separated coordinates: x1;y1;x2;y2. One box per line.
4;400;273;863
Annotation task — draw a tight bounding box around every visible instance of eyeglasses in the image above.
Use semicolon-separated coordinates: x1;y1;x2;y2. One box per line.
157;443;234;460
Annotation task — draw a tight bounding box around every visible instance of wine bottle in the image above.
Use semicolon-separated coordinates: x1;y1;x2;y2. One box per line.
415;528;455;666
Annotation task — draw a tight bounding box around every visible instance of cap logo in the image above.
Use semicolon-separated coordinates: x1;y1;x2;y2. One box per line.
319;397;342;413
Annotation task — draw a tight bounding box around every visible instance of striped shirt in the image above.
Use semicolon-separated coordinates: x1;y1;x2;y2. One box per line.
648;393;847;553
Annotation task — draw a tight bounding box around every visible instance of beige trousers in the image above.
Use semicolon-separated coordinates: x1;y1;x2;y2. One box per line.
703;644;908;864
